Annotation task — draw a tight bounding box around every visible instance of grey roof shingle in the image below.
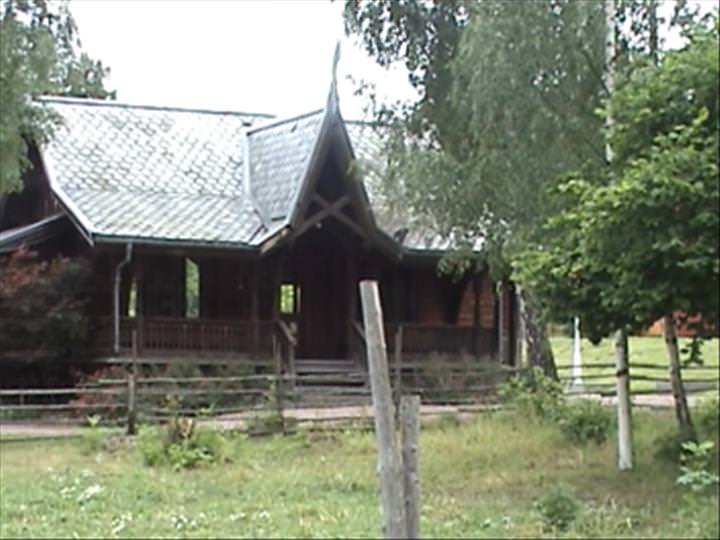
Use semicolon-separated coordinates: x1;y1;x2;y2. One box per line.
248;111;325;221
38;96;480;254
42;98;270;246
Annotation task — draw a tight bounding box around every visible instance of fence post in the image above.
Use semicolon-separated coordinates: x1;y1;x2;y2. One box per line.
360;280;407;539
127;330;138;436
614;329;633;470
401;394;421;539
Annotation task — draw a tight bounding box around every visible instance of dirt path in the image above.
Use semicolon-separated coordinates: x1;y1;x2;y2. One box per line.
0;394;697;441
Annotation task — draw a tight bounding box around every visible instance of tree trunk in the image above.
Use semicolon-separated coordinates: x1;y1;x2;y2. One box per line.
518;288;557;380
614;328;633;470
662;314;696;441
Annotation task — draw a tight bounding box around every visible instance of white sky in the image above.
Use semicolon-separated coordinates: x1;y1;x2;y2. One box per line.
69;0;715;120
69;0;418;120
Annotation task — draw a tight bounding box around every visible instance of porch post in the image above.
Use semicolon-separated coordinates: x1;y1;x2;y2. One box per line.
497;281;504;364
472;274;481;358
251;262;260;358
346;249;358;362
135;254;145;355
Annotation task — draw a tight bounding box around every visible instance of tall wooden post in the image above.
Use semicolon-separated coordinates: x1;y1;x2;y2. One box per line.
400;395;421;539
663;315;695;439
360;280;406;539
614;329;633;470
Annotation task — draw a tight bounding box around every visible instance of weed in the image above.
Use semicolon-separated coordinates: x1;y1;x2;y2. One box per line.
498;366;564;421
534;486;579;532
80;414;105;455
557;399;612;445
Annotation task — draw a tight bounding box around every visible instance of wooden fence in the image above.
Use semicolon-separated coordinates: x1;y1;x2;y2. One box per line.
1;357;717;431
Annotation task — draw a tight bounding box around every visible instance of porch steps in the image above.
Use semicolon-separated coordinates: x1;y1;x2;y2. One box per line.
291;358;370;407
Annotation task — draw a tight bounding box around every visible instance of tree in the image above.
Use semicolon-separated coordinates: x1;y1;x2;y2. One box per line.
0;0;114;194
517;19;719;439
0;246;91;369
345;0;613;377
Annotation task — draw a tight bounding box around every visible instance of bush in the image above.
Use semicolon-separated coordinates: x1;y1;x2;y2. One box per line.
695;397;719;437
534;486;579;532
80;414;106;455
556;399;612;445
498;366;565;421
136;418;231;470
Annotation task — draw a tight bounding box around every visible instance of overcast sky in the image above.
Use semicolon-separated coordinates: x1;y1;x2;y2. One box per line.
70;0;417;119
69;0;715;120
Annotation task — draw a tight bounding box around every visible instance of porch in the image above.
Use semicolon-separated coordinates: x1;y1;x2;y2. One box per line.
93;316;499;365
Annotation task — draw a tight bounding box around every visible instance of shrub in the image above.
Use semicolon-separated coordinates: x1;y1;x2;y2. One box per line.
136;418;231;470
534;486;579;532
677;440;720;496
695;397;719;437
499;366;564;421
80;414;106;455
556;399;612;445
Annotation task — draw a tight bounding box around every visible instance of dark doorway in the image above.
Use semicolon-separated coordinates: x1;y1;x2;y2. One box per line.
290;227;349;359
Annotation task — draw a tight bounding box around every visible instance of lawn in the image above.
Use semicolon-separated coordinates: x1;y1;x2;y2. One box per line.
551;336;719;393
1;406;718;538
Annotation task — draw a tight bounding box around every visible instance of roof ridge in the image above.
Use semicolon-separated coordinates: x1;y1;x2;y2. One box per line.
37;96;275;119
246;108;325;135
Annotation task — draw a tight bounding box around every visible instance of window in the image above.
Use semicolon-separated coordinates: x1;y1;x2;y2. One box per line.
186;258;199;318
279;283;300;315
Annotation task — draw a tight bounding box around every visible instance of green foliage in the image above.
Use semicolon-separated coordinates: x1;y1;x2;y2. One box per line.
534;486;579;532
1;408;718;537
498;366;564;421
80;414;105;455
500;368;612;445
0;247;91;366
517;19;719;343
557;399;613;446
696;397;719;437
136;420;231;471
677;440;719;495
0;0;114;193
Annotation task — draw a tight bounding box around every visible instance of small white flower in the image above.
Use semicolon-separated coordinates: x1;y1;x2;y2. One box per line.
76;484;103;504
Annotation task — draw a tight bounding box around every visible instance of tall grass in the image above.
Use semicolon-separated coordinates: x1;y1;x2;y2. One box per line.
1;406;717;538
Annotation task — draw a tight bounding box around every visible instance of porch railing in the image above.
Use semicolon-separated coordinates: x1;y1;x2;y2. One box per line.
93;317;274;356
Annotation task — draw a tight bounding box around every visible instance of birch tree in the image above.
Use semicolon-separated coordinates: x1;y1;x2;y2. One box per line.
517;17;719;440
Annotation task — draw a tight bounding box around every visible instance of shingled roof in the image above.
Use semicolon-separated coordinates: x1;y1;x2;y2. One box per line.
38;94;478;254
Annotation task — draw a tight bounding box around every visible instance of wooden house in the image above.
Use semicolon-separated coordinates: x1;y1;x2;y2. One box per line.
0;88;517;376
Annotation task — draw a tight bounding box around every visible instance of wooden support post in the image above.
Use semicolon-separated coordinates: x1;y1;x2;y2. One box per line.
135;256;144;355
251;264;260;358
360;280;406;539
400;394;421;540
614;328;633;470
393;325;403;409
127;330;138;436
472;274;481;357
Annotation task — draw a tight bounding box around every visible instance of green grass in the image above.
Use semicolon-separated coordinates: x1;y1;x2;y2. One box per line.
551;336;719;393
1;408;718;538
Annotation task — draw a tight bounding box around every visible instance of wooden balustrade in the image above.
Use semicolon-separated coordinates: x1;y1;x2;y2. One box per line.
384;323;495;356
93;317;274;356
